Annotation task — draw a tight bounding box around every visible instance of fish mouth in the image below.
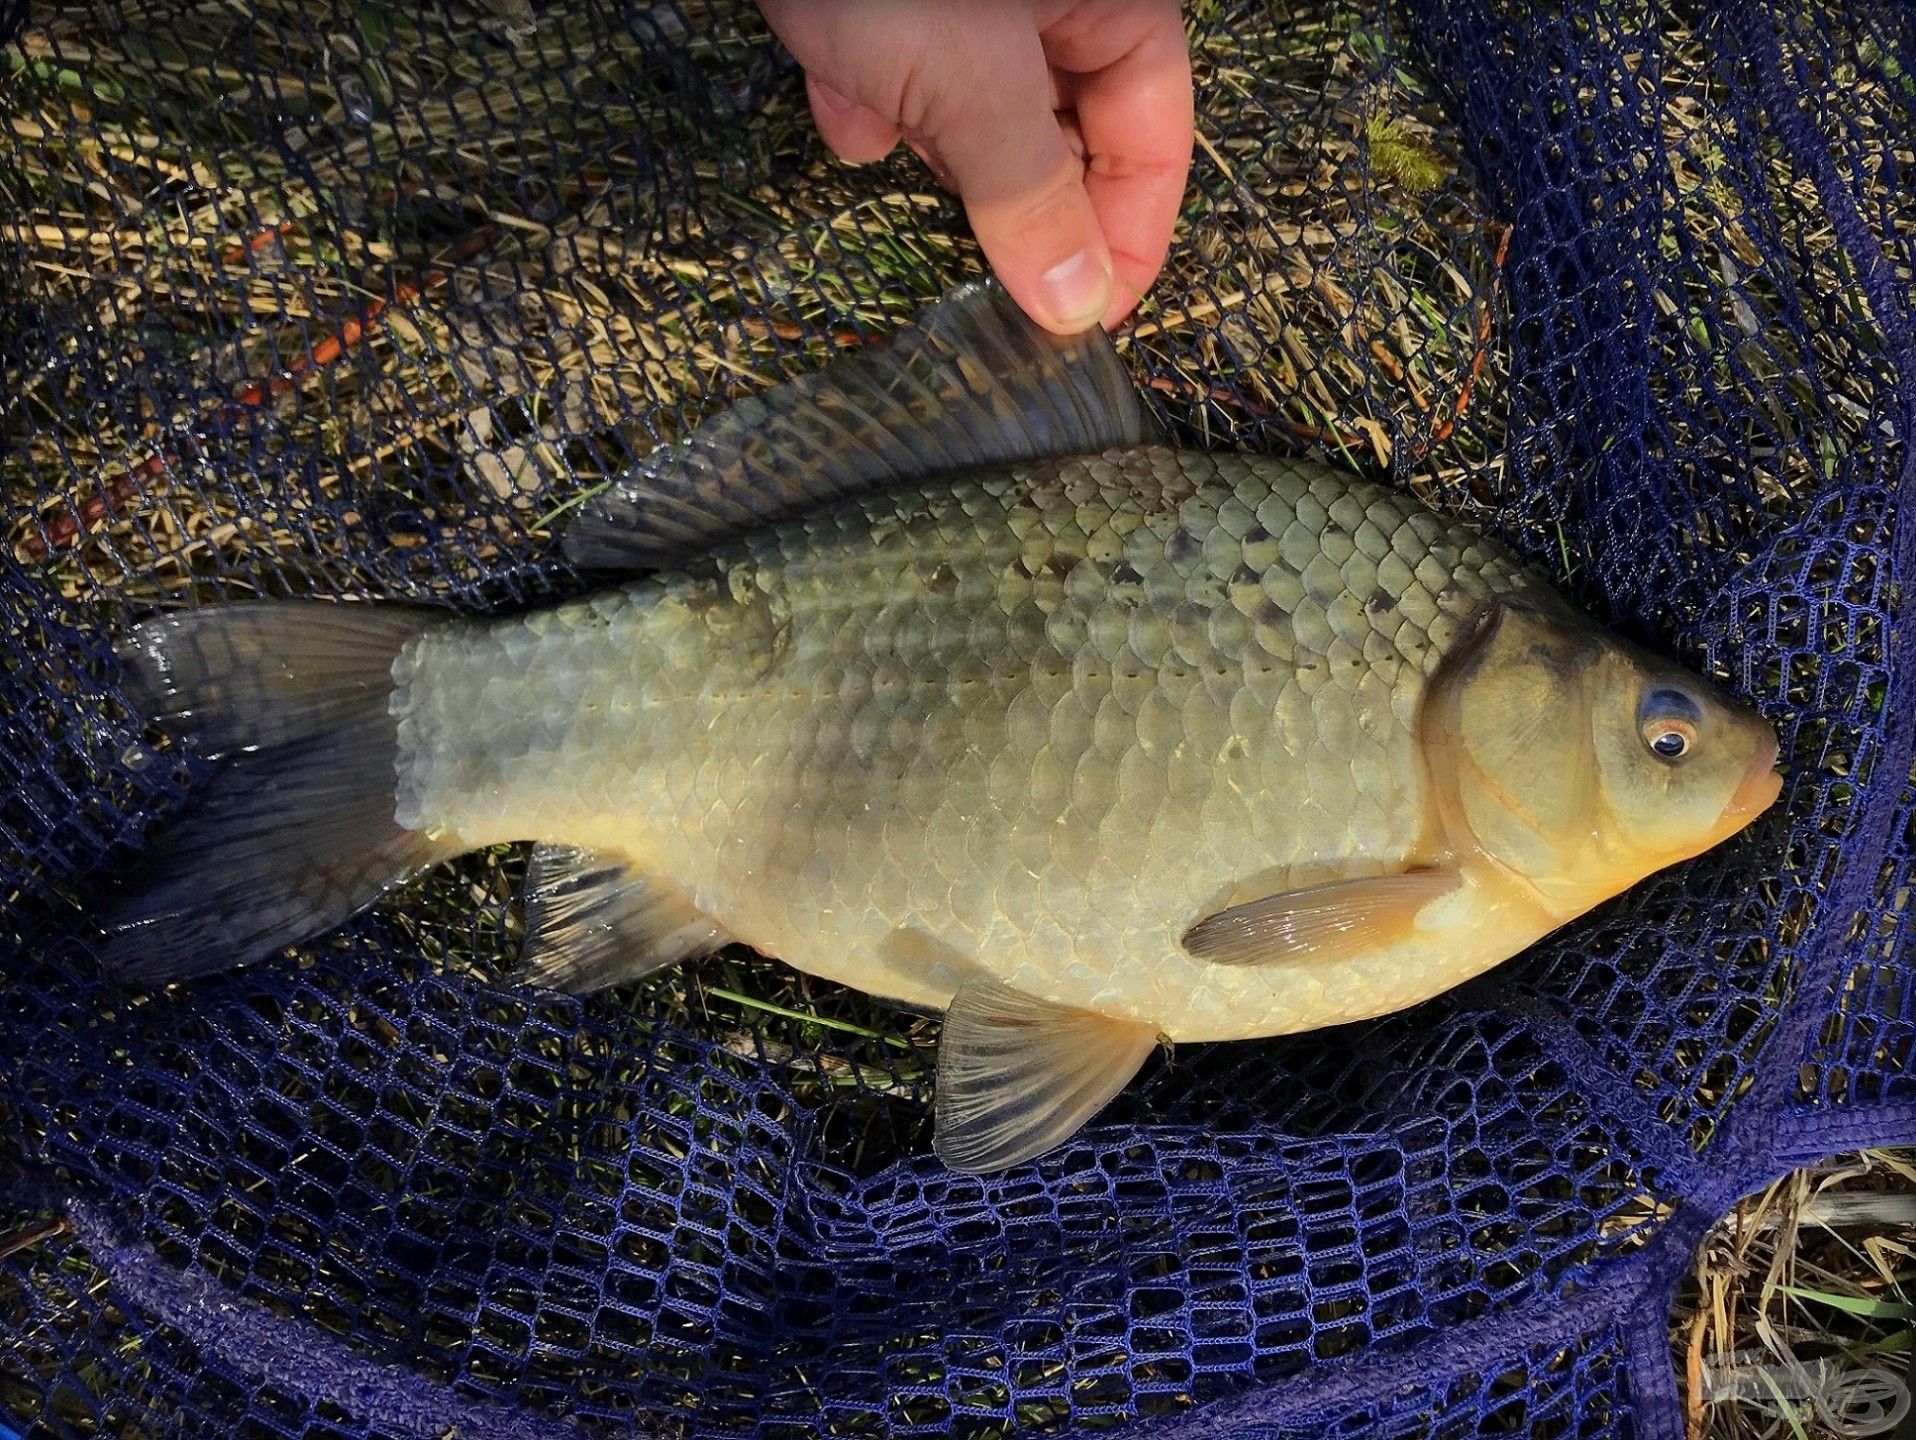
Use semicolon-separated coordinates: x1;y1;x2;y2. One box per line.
1718;733;1783;828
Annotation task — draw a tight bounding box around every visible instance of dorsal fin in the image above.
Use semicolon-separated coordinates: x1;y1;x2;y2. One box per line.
563;279;1163;570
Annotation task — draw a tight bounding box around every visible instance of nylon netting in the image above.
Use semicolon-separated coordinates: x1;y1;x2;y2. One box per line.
0;1;1911;1437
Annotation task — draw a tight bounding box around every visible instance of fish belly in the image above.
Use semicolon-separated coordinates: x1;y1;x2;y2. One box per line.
393;448;1536;1040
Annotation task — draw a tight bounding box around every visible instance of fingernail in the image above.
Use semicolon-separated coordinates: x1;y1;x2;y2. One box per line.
1037;250;1112;331
811;79;856;115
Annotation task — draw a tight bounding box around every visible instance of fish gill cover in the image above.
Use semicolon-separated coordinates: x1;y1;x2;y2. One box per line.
0;1;1909;1437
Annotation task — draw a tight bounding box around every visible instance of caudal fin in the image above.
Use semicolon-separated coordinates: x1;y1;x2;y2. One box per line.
101;602;453;986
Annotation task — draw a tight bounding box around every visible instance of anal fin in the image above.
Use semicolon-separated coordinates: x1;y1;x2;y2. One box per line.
934;974;1158;1174
519;844;726;995
1181;867;1458;967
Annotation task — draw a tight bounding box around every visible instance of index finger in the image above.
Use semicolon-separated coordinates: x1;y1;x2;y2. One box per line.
1045;2;1194;327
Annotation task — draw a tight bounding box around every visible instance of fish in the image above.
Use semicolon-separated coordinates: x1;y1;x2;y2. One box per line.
99;280;1784;1174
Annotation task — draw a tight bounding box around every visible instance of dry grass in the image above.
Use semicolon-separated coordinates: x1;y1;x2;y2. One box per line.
1678;1151;1915;1440
1;0;1511;609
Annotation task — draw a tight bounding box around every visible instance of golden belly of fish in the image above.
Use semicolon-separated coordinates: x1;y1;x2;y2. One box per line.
393;447;1534;1043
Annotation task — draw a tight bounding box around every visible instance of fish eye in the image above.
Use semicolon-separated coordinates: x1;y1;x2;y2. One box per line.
1649;727;1692;759
1638;686;1702;763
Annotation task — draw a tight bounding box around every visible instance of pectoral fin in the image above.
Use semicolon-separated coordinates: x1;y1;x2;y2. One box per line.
934;974;1159;1174
519;844;727;994
1181;868;1459;967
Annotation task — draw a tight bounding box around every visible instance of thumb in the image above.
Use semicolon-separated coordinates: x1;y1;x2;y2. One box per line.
929;52;1112;334
805;75;902;165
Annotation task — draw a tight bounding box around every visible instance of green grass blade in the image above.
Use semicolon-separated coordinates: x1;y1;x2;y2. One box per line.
703;986;915;1050
1754;1367;1812;1440
1776;1284;1916;1320
531;480;613;534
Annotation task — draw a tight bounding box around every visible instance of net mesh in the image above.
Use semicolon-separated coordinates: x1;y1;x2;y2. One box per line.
1;0;1911;1436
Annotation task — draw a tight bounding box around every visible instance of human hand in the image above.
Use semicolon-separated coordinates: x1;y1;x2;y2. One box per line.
757;1;1194;334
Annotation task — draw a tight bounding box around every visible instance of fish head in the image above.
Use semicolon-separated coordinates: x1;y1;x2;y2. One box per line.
1424;593;1782;915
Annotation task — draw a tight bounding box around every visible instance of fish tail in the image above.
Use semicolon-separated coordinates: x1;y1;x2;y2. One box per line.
100;601;454;986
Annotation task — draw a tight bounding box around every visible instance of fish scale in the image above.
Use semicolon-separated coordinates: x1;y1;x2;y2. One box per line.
392;446;1536;1040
